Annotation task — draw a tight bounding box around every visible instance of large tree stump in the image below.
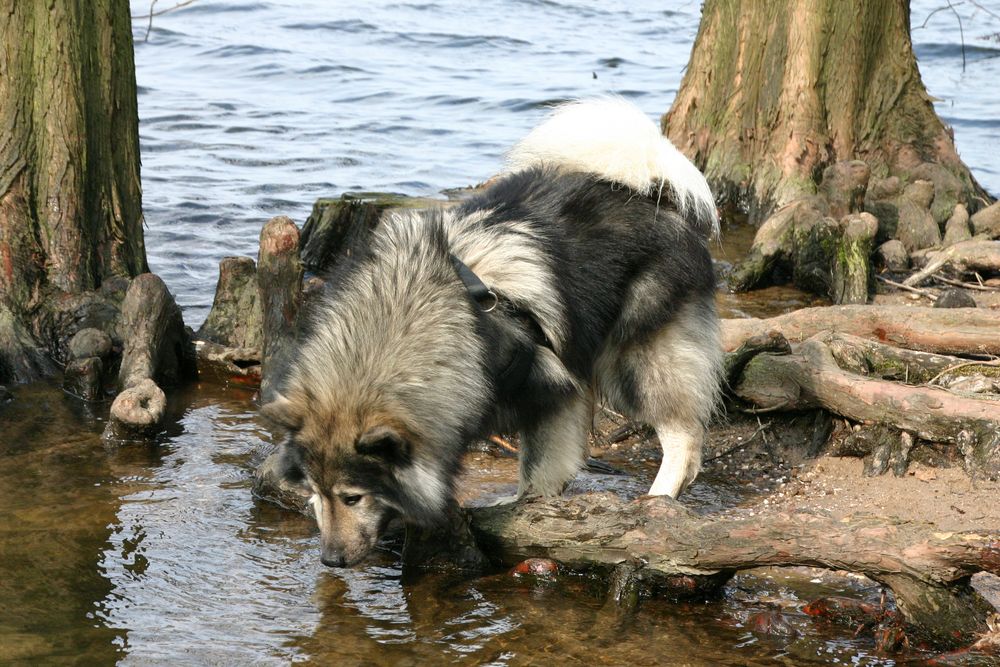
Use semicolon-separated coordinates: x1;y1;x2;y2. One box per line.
468;493;1000;648
663;0;989;224
299;193;444;273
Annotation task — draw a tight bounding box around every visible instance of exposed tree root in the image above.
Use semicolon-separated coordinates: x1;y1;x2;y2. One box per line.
467;493;1000;648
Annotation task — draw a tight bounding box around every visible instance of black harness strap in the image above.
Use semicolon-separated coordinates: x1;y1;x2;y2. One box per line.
449;254;546;393
449;254;498;311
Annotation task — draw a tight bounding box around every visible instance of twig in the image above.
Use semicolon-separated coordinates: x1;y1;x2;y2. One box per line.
604;421;652;445
932;274;999;291
735;401;791;415
915;0;968;72
947;0;967;72
705;421;772;463
877;275;938;300
927;359;1000;386
489;434;518;454
133;0;199;42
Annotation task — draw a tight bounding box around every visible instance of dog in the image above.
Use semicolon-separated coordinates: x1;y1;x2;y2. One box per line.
263;98;722;567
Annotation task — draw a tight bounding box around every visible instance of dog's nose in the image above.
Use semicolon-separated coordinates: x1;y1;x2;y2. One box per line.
320;552;346;568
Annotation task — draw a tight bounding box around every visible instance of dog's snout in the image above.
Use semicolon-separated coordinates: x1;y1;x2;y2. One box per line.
320;551;346;568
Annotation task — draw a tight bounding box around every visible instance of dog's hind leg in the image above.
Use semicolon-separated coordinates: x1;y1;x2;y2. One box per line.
599;299;722;498
517;389;593;497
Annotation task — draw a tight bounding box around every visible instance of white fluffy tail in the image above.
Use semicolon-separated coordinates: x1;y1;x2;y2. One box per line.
506;97;718;236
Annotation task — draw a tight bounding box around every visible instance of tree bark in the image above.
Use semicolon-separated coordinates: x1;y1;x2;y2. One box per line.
0;0;146;383
469;493;1000;648
720;305;1000;356
735;338;1000;442
664;0;991;224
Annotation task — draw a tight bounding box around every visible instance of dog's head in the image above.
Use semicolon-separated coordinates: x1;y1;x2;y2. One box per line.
263;393;452;567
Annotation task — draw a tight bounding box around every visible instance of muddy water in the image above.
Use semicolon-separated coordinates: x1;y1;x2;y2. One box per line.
3;379;901;666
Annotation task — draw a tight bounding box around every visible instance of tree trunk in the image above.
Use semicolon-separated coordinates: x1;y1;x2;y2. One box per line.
0;0;146;383
664;0;991;224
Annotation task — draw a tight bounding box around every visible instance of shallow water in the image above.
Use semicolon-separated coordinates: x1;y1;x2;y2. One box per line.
1;382;904;665
131;0;1000;325
2;2;998;663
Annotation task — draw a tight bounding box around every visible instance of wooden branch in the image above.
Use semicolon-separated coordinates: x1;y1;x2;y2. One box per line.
468;493;1000;648
905;238;1000;287
819;332;1000;385
721;305;1000;356
734;337;1000;444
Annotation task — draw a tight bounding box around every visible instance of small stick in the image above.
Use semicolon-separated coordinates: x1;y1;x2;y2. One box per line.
932;275;998;292
489;434;518;454
877;275;937;300
927;359;1000;386
705;421;772;463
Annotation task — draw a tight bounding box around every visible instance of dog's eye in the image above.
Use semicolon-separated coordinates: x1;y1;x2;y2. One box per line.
341;494;363;506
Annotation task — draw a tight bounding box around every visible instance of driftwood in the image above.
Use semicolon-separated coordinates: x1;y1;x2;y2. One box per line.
820;332;1000;385
734;336;1000;475
721;305;1000;356
905;238;1000;287
467;493;1000;648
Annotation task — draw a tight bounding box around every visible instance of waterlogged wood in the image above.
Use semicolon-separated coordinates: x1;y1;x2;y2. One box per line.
469;493;1000;647
258;216;303;402
102;378;166;443
720;306;1000;356
735;338;1000;475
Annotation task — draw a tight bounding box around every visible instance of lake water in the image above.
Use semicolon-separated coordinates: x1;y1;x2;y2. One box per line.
132;0;1000;325
1;2;997;665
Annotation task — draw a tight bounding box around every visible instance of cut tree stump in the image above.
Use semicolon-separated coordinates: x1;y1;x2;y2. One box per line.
197;256;263;351
467;493;1000;648
721;305;1000;356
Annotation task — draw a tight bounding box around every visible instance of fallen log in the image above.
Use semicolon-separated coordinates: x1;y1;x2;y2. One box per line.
721;305;1000;356
468;493;1000;648
734;337;1000;476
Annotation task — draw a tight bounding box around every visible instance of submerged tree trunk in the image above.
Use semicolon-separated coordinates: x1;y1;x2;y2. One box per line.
664;0;990;224
0;0;146;382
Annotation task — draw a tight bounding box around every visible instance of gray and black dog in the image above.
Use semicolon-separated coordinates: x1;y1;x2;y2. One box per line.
263;98;722;567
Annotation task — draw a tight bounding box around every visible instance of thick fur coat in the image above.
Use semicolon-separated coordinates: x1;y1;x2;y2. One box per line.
264;99;722;567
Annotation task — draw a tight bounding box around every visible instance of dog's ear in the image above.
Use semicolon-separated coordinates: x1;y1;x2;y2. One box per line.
260;393;304;432
356;425;410;464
